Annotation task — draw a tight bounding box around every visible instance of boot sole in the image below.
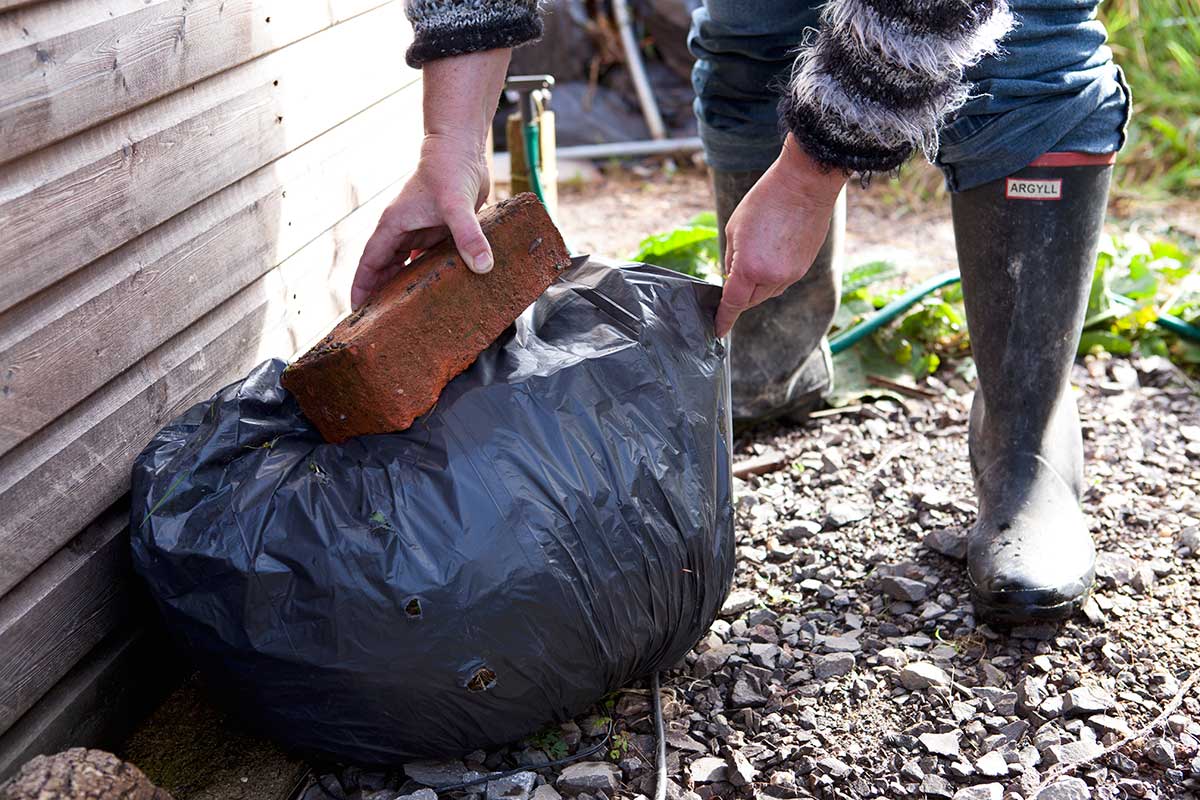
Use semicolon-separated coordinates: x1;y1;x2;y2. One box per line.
970;585;1092;626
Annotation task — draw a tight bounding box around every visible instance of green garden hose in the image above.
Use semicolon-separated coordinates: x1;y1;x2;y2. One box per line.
828;272;963;354
828;269;1200;356
523;121;547;207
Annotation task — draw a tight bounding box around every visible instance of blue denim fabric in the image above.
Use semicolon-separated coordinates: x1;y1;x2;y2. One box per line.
688;0;1130;189
687;0;818;172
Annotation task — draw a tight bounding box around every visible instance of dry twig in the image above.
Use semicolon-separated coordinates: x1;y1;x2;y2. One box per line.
1033;669;1199;792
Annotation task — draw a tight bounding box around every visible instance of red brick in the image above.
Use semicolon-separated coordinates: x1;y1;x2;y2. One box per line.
282;193;570;442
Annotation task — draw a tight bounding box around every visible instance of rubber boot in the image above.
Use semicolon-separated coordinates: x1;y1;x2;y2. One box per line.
713;170;845;424
951;156;1113;624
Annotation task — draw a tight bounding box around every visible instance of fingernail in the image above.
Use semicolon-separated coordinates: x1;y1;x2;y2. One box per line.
473;252;493;274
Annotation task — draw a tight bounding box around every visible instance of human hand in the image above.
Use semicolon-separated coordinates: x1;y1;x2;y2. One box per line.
715;135;848;337
351;135;491;309
350;48;510;310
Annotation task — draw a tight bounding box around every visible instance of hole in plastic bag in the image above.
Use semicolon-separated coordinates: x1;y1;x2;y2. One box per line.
405;598;422;618
467;667;497;693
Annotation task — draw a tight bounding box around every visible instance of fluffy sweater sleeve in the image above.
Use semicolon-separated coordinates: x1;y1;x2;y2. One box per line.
781;0;1016;175
404;0;543;68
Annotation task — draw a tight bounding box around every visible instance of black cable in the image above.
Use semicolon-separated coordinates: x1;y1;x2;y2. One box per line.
651;672;667;800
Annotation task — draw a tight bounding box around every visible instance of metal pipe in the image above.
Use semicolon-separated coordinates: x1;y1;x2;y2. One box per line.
556;137;703;161
612;0;667;140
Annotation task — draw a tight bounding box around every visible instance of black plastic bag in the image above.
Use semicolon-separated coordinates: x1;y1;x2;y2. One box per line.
131;260;734;764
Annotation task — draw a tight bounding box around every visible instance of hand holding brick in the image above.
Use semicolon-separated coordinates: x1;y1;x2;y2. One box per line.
282;193;571;442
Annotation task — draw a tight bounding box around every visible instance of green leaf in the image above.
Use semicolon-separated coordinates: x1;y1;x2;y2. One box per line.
1078;330;1134;356
826;341;909;406
631;224;719;279
1112;253;1159;301
842;260;901;294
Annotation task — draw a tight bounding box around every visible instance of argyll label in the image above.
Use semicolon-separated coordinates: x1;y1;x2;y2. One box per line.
1005;178;1063;200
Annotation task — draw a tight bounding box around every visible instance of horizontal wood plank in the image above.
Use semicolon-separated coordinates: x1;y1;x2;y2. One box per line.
0;0;393;166
0;172;407;599
0;1;39;14
0;2;416;315
0;79;424;457
0;505;132;737
0;626;179;782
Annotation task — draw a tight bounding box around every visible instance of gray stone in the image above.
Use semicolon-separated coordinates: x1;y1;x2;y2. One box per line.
748;643;780;669
826;502;871;528
1039;695;1065;718
405;760;472;788
820;635;862;653
877;647;908;669
1033;777;1090;800
1132;563;1157;594
721;590;756;617
693;644;736;679
1081;596;1106;625
1094;551;1137;587
919;774;954;798
1044;739;1103;767
999;719;1029;743
1146;737;1176;767
1016;676;1047;713
919;732;961;758
730;677;768;707
557;762;621;797
881;575;929;603
387;791;438;800
688;757;728;784
487;772;537;800
665;731;707;753
900;759;924;782
726;750;756;787
532;786;562;800
1063;686;1116;716
814;652;856;679
972;687;1017;716
923;528;967;561
817;757;851;779
900;663;951;691
953;785;1002;800
974;750;1008;778
1181;526;1200;556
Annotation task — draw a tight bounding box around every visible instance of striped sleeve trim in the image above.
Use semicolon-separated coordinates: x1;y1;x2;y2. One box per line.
782;0;1015;173
404;1;543;67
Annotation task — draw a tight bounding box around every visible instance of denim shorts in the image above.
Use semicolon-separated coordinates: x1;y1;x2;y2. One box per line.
687;0;1131;190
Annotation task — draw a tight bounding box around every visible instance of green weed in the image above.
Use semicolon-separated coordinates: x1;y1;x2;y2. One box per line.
1100;0;1200;194
608;730;632;761
631;212;721;281
529;725;570;760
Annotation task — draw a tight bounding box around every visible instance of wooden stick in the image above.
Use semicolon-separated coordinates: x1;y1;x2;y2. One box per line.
732;453;788;479
866;374;941;400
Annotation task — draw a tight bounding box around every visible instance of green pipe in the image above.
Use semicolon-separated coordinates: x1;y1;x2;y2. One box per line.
828;271;963;354
523;121;547;207
1111;293;1200;342
828;269;1200;355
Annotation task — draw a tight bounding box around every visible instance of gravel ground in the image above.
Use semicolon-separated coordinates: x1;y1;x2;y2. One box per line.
303;352;1199;800
294;167;1200;800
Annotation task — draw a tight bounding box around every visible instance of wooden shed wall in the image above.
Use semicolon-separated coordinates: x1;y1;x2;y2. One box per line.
0;0;424;777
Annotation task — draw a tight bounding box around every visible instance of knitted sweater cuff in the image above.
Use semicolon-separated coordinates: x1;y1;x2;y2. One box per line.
781;0;1015;175
405;5;542;68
